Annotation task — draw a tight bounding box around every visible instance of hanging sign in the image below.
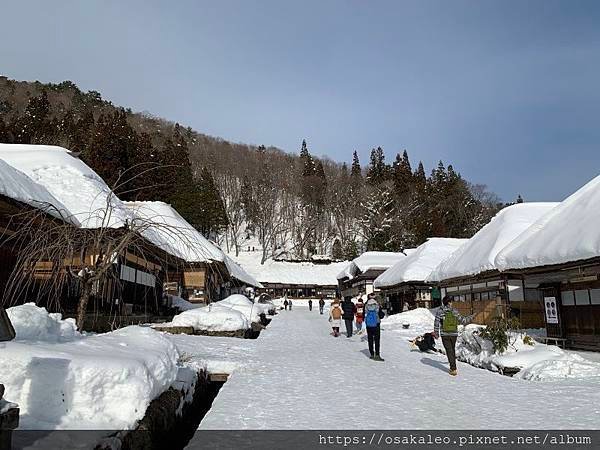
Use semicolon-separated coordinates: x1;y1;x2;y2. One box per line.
544;296;559;324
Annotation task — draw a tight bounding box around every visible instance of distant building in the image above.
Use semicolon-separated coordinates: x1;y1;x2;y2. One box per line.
374;238;467;314
337;251;410;299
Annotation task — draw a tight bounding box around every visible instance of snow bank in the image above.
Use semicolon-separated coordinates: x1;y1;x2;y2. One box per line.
0;159;78;224
455;325;600;380
337;251;410;280
374;238;467;288
428;203;558;282
496;174;600;270
169;334;257;375
171;296;202;312
216;294;270;323
380;308;439;341
7;303;82;342
0;144;132;229
0;325;179;429
171;304;250;332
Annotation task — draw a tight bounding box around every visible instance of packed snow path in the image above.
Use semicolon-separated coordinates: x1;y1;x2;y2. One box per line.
199;306;600;429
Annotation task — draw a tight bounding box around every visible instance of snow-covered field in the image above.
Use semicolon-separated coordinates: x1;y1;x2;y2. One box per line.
199;307;600;429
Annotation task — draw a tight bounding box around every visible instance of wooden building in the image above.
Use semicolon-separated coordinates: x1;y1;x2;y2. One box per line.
495;175;600;350
374;238;466;315
337;251;409;299
427;203;558;327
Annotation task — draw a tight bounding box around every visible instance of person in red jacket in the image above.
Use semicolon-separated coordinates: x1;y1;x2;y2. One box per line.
355;296;365;333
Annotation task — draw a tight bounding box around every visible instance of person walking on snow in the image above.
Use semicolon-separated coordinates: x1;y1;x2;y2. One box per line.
319;297;325;314
355;297;365;333
364;294;385;361
283;299;289;310
288;299;293;311
329;300;343;337
308;299;313;311
433;296;473;376
341;297;357;338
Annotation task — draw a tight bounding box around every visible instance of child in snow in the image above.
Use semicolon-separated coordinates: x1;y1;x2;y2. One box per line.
355;297;365;333
288;299;293;311
319;297;325;314
364;294;385;361
409;333;436;352
329;300;343;337
433;296;473;376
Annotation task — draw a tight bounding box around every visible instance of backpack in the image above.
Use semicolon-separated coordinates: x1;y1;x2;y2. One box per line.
365;304;379;327
331;306;342;320
442;309;458;333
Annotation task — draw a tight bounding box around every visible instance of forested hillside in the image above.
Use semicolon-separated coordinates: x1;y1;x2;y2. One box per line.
0;76;504;262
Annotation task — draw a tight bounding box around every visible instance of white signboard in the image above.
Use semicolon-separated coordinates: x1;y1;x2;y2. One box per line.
544;296;559;324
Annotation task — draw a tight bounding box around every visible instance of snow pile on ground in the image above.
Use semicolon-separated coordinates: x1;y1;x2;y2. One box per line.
381;308;436;336
170;295;202;312
375;238;467;288
171;304;250;332
428;203;558;281
0;324;179;429
216;294;270;323
496;174;600;270
7;303;82;342
170;334;258;375
456;325;600;380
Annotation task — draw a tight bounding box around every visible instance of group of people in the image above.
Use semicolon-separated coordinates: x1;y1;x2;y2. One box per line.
329;294;385;362
327;294;472;374
282;297;293;310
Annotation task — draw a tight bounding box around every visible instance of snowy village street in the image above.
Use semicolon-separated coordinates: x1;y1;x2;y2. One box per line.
199;304;600;430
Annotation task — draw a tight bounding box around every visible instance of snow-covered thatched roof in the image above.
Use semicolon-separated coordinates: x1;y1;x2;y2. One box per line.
496;175;600;271
124;201;225;263
0;144;129;229
374;238;467;288
337;251;411;281
0;158;80;225
427;203;558;282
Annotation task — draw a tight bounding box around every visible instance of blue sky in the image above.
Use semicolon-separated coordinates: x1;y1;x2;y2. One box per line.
1;0;599;201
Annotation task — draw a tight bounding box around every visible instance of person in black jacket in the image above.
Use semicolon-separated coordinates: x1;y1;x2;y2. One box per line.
318;297;325;314
308;299;313;311
341;297;357;338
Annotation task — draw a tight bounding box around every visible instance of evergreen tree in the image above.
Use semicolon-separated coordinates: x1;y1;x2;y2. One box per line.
82;110;139;188
14;90;52;144
331;238;344;260
366;146;388;185
0;117;9;142
179;167;229;236
343;239;359;260
350;150;361;179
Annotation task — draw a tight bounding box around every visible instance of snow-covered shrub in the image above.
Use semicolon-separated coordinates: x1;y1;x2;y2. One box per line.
477;316;521;353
